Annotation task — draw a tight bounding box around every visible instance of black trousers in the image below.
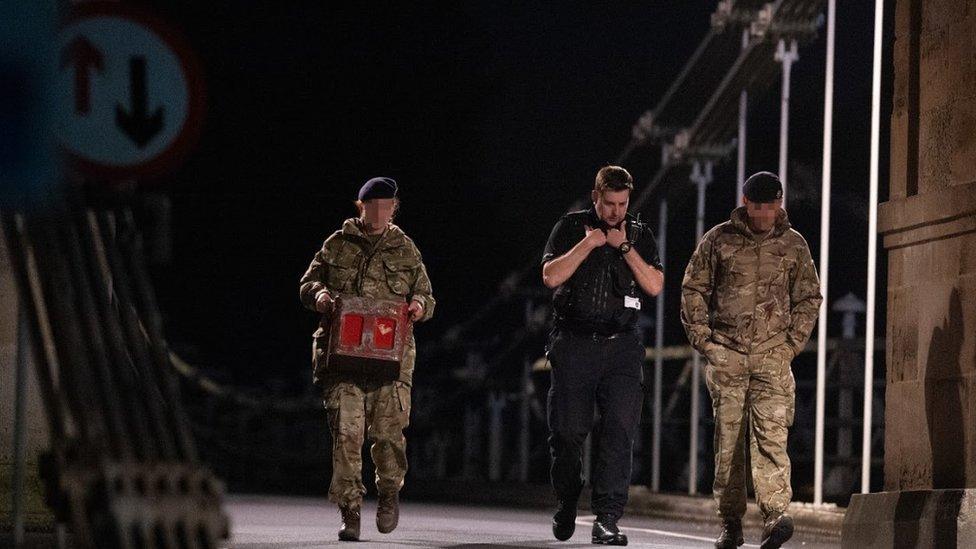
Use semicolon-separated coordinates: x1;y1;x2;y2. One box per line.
546;326;644;521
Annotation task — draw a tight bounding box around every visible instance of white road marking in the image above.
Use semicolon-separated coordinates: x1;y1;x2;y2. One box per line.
577;515;761;548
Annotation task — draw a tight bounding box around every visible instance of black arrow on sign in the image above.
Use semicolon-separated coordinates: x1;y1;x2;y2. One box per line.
115;56;164;148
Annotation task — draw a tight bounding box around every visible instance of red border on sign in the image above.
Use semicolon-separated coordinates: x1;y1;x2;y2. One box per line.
61;2;207;181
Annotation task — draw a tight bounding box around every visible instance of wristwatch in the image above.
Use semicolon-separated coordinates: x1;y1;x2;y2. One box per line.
618;241;633;254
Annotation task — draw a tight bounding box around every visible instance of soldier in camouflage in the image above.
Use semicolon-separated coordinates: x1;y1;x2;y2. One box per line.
299;177;435;542
680;172;822;549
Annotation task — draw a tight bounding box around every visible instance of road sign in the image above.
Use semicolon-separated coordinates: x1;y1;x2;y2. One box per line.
56;3;204;179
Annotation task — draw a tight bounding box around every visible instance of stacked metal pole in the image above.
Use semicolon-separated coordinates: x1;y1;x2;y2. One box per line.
1;190;228;548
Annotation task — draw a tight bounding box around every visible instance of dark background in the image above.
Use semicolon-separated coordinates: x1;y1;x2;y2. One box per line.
138;1;890;390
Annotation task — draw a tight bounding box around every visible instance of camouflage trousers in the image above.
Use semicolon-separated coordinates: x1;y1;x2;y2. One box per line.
323;380;412;508
704;344;796;521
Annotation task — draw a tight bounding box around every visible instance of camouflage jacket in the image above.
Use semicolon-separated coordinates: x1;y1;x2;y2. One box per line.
680;207;822;358
299;219;436;335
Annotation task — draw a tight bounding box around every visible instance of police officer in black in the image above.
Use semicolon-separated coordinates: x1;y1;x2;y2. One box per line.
541;166;664;545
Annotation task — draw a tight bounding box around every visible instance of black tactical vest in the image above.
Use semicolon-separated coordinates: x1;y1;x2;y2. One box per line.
552;209;647;335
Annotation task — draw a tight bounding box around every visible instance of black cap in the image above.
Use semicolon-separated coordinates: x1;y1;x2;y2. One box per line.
743;171;783;203
358;177;398;201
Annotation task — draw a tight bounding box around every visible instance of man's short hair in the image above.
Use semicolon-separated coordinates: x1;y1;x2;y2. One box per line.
595;166;634;193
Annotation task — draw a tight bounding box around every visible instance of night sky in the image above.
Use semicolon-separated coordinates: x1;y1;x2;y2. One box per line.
137;2;892;386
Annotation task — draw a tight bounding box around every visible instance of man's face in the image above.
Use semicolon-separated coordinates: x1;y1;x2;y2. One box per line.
743;197;782;232
362;198;396;231
592;189;630;227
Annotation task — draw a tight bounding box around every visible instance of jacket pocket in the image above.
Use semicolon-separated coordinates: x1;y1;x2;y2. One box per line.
383;258;414;296
324;258;356;292
704;341;729;366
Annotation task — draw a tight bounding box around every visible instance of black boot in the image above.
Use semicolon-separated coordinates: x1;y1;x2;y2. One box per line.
715;517;743;548
760;513;794;549
591;515;627;546
552;495;579;541
338;504;361;541
376;492;399;534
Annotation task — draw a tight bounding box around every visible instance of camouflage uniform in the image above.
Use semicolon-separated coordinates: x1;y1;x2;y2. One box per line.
680;207;821;521
300;218;435;508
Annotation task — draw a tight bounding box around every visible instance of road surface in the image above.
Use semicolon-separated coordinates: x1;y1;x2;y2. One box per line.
224;495;839;548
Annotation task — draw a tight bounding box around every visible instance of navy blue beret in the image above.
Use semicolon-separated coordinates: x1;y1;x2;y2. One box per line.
743;171;783;203
358;177;398;201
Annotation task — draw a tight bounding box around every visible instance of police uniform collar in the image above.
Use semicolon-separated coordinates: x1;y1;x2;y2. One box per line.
584;206;636;232
584;207;602;227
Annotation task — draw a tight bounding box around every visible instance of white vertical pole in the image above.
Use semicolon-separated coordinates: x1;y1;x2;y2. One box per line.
737;29;749;207
775;39;799;207
863;0;885;495
814;0;836;507
688;160;712;495
652;199;667;492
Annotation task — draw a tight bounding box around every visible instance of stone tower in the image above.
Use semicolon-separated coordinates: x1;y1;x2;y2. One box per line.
842;0;976;546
